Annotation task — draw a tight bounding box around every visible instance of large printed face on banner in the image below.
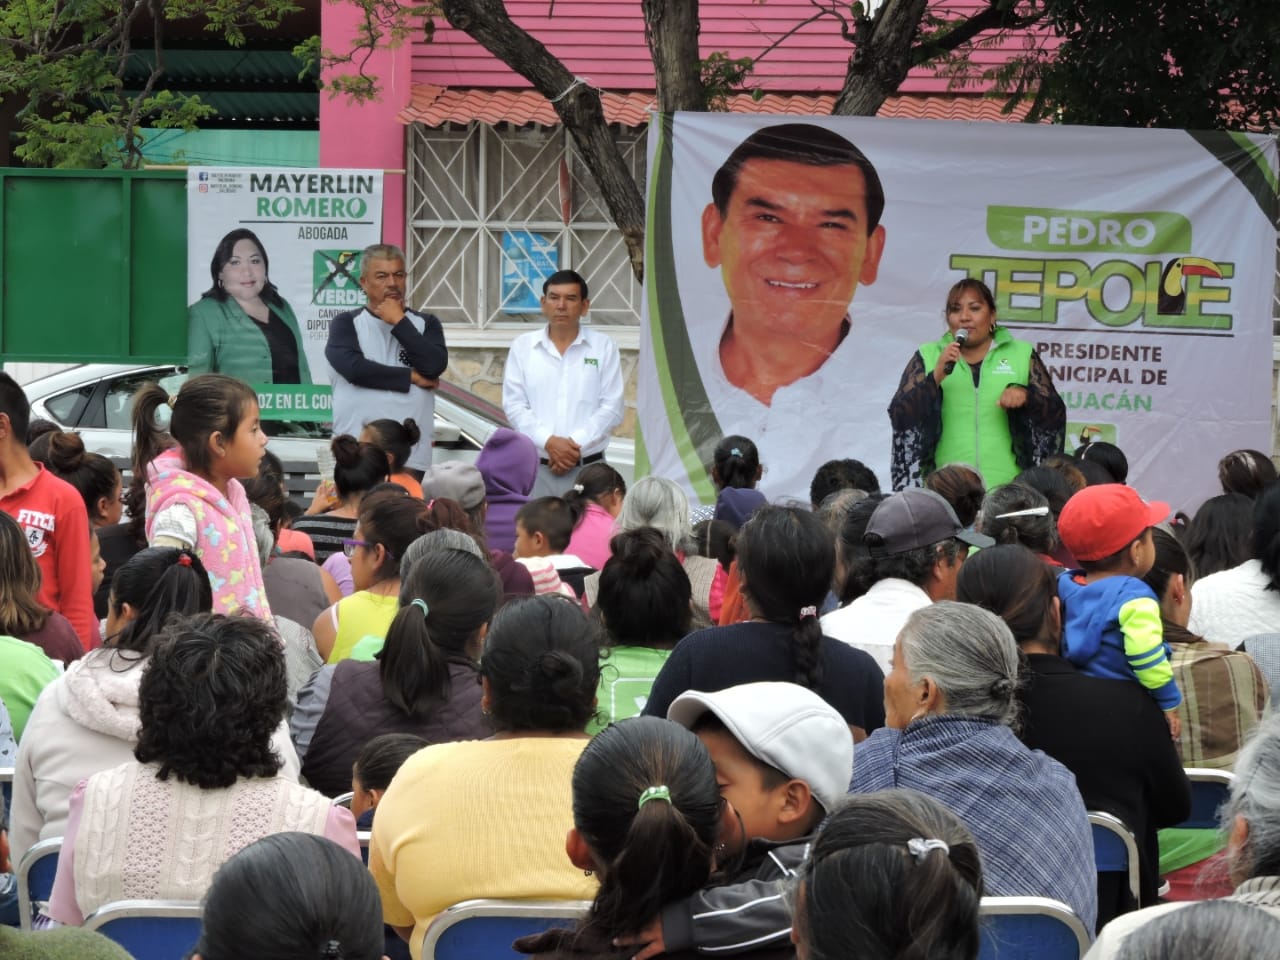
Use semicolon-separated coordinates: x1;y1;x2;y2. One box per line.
639;114;1277;513
187;168;385;421
702;158;885;343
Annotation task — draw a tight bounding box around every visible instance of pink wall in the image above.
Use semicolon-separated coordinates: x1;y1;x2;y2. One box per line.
409;0;1048;94
319;4;411;246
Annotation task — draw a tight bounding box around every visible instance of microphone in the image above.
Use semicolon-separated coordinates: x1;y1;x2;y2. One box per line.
944;328;969;375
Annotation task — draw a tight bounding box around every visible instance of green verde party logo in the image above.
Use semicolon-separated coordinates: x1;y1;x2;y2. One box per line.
312;250;364;306
950;206;1234;330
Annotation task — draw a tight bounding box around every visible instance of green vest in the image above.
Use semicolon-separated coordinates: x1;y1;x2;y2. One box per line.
918;328;1032;486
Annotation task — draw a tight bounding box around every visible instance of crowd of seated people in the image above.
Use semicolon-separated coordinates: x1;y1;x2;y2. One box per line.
8;354;1280;960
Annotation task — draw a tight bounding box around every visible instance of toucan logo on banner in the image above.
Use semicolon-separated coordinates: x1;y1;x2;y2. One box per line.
949;205;1233;331
313;250;364;306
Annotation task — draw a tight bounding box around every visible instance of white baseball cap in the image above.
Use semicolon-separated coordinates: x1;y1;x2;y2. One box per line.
667;681;853;814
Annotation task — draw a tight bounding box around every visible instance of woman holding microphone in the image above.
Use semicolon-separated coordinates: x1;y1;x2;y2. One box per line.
888;279;1064;490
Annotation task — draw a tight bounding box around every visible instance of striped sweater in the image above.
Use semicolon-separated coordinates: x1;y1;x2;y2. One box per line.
852;714;1098;934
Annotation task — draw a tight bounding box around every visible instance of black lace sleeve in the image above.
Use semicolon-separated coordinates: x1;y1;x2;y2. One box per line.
888;351;943;490
1009;349;1066;470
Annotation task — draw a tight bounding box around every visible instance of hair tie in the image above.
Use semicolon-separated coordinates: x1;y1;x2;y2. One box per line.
410;598;429;618
799;605;818;620
994;506;1050;519
320;940;343;960
572;483;585;494
637;785;671;809
426;498;435;510
729;447;743;457
177;554;192;567
907;838;950;861
167;394;179;408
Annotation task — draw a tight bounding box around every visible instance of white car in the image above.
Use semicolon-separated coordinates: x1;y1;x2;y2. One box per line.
23;363;635;486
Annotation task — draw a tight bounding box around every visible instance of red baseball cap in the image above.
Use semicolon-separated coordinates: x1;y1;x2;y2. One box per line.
1057;484;1170;562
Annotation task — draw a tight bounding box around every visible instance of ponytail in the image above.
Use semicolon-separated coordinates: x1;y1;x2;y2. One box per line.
791;612;825;691
379;548;500;720
110;548;214;654
712;435;759;491
562;462;627;529
737;506;832;691
572;718;721;940
131;382;174;479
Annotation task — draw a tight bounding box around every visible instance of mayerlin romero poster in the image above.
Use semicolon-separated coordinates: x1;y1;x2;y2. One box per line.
186;167;384;418
637;114;1279;513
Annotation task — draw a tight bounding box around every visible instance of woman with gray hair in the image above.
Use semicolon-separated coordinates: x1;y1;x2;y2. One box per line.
586;476;726;628
852;601;1098;933
975;482;1060;563
1087;711;1280;956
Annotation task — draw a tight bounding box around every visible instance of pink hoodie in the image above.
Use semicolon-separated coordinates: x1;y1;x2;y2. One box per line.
145;448;271;620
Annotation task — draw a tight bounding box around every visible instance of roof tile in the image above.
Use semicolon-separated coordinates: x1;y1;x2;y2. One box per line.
398;86;1035;127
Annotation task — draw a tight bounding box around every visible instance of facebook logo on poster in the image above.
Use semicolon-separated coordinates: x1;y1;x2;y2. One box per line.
198;171;209;181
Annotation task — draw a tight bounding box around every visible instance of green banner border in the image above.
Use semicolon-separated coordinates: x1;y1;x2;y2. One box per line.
645;114;721;503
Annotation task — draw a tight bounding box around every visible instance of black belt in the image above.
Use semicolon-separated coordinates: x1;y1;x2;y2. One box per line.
540;452;605;467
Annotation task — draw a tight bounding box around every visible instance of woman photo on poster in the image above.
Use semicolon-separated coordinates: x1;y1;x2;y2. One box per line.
888;278;1065;491
188;228;312;385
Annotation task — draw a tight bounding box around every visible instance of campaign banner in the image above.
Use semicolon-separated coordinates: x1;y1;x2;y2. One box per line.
186;167;384;417
638;114;1278;513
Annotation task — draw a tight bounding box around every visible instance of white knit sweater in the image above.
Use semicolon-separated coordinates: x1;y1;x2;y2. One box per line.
72;762;331;919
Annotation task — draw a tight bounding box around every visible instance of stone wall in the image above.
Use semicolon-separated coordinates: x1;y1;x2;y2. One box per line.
445;346;640;439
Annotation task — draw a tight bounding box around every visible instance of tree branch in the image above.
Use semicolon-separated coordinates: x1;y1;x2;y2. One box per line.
440;0;647;281
750;7;839;69
911;1;1045;67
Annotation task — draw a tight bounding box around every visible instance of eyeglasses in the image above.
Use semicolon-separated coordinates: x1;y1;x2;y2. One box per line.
341;538;372;559
342;538;397;561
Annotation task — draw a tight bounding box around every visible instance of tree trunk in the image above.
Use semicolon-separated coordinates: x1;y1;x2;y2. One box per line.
643;0;706;111
832;0;931;115
440;0;647;281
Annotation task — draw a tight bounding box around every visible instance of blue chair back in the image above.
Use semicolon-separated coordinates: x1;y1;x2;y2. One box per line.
421;899;591;960
16;837;61;931
82;900;203;960
1179;768;1234;830
978;896;1091;960
1088;810;1140;907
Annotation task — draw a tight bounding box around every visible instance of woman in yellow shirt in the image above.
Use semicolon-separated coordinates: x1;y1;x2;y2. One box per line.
369;594;602;958
313;488;431;663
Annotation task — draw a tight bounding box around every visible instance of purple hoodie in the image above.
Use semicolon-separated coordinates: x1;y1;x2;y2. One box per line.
476;428;539;552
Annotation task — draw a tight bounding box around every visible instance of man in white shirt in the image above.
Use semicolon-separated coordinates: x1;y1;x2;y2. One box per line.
822;488;992;674
502;270;625;497
324;243;448;478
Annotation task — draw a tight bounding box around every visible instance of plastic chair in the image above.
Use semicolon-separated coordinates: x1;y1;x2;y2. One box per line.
358;829;372;866
0;766;13;818
16;837;61;931
421;899;591;960
1179;768;1234;830
978;895;1092;960
1088;810;1141;907
82;899;203;960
